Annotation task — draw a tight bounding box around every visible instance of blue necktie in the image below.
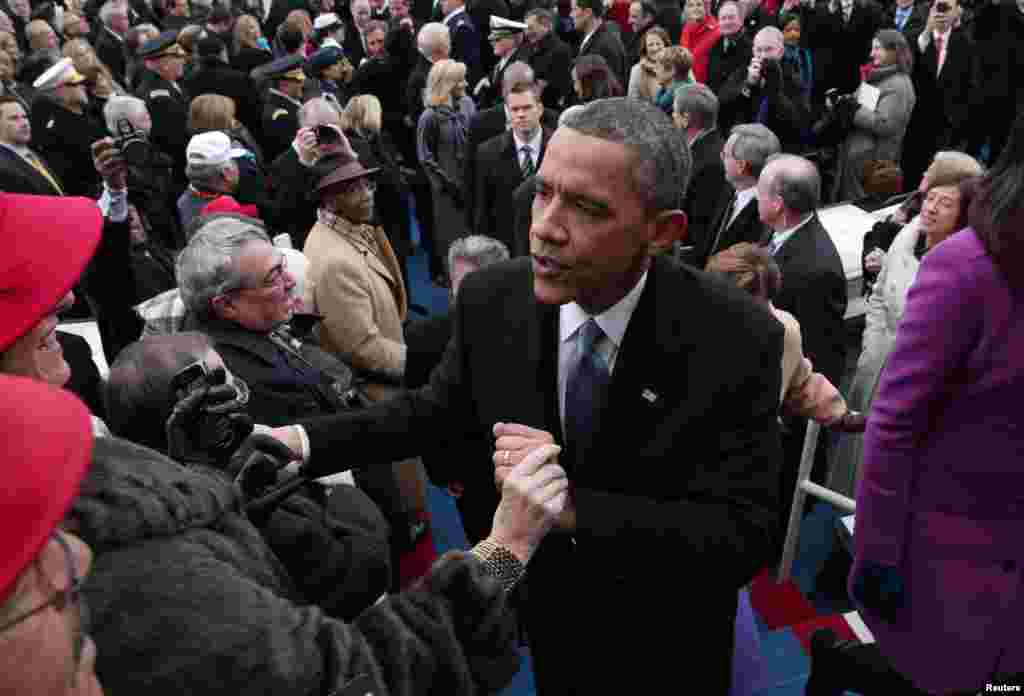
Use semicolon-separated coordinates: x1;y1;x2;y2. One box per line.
565;319;611;468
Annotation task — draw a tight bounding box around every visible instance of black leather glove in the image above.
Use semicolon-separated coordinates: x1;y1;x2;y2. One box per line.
228;434;295;499
165;382;254;468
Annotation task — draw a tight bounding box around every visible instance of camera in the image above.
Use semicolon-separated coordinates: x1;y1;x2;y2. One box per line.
313;124;341;145
113;117;151;167
169;361;252;460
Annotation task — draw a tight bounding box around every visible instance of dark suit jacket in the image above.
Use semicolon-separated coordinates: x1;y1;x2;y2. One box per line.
94;26;127;85
467;0;509;77
889;1;928;39
511;174;534;257
463;104;558;227
692;188;765;269
718;59;811;149
706;34;752;94
772;214;848;388
806;0;884;95
577;20;628;87
683;128;727;260
445;10;482;85
473;128;550;251
183;61;261;137
300;255;783;693
0;145;65;195
525;31;574;109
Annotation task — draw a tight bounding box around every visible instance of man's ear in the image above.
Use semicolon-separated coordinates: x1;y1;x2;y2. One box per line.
647;209;687;254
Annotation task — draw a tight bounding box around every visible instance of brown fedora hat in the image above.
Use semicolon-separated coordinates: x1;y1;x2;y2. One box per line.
315;155;380;196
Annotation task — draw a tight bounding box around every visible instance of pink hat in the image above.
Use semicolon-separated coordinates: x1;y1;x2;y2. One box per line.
0;376;93;600
0;194;102;352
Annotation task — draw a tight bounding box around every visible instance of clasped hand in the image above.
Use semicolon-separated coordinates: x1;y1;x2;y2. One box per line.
490;423;570;563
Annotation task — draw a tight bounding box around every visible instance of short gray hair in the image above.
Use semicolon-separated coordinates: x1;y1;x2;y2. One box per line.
729;123;781;177
99;0;127;26
560;97;691;212
185;160;235;191
673;83;717;129
447;235;510;276
103;95;148;134
176;216;270;319
417;22;449;57
763;153;820;214
298;96;341;128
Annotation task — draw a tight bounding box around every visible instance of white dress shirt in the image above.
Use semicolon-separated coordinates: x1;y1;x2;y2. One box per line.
557;271;648;428
767;213;814;255
729;186;758;228
512;128;542;170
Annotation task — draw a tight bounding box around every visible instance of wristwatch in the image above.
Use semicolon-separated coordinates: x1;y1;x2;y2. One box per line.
468;539;525;592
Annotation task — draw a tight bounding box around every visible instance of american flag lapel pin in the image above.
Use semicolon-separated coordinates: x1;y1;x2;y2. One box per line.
641;388;658;403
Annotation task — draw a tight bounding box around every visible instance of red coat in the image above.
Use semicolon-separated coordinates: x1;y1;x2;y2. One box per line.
680;17;720;84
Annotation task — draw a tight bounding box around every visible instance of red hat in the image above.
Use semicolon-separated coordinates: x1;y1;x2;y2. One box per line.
203;195;261;219
0;194;102;352
0;375;93;601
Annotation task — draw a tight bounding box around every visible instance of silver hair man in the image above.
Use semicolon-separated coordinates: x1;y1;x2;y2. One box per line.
416;22;450;61
729;123;781;178
673;83;718;130
176;216;270;320
560;97;692;212
103;95;150;135
762;153;820;214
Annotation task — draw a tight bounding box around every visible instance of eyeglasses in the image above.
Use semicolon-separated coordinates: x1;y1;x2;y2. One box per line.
225;252;289;294
0;532;82;634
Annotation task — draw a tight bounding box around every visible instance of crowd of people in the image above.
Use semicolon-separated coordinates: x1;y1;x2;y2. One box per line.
0;0;1022;692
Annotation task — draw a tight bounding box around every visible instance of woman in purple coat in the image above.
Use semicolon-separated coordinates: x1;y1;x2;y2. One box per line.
849;114;1024;694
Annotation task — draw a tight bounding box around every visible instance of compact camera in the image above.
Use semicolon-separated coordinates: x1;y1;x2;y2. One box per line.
113;117;151;168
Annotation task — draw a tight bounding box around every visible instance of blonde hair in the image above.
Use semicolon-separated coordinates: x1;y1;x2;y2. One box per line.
188;93;236;132
926;151;984;190
233;14;260;52
342;94;383;135
423;59;466;108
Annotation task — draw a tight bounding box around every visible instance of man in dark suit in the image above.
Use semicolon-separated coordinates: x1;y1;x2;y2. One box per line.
95;0;129;85
463;61;558;228
345;0;372;66
440;0;482;84
183;36;261;137
888;0;927;38
0;95;65;194
523;8;573;109
706;0;752;93
757;154;846;532
267;97;784;696
571;0;628;86
901;0;974;189
718;25;811;150
466;0;509;78
673;83;727;266
473;82;550;251
806;0;884;96
692;122;778;268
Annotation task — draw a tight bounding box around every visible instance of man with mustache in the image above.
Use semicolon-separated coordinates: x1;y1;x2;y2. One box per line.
266;98;784;694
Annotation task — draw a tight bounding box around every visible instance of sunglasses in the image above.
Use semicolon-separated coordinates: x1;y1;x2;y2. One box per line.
0;533;82;634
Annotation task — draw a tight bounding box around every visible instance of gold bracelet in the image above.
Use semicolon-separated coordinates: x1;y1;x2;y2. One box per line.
468;539;525;592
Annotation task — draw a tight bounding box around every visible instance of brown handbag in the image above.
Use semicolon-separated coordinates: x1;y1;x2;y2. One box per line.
862;159;903;198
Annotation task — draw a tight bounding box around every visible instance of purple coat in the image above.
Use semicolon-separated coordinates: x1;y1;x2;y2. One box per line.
850;228;1024;693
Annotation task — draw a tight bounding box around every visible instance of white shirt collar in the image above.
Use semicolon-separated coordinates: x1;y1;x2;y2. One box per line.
581;22;600;49
559;270;648;357
512;127;542;156
104;25;125;42
933;26;952;42
731;185;758;223
769;213;814;251
689;127;714;148
443;6;465;22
